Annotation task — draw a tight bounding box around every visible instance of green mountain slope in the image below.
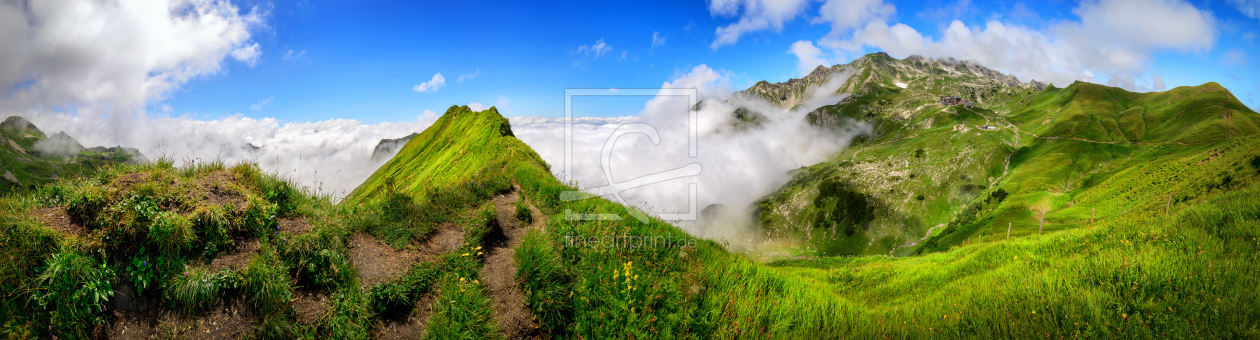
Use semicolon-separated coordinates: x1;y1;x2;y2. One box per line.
350;103;1259;338
344;105;544;205
0;71;1254;337
753;53;1260;257
3;103;1257;338
0;116;139;193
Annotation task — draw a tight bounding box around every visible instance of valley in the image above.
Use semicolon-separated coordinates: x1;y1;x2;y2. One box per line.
1;54;1258;339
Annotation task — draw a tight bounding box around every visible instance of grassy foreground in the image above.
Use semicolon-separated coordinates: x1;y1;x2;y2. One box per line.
1;105;1257;338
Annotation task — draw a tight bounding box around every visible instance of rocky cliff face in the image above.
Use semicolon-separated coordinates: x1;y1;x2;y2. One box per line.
370;132;419;162
740;52;1047;112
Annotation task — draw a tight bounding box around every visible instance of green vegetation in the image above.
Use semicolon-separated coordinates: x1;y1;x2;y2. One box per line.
0;116;137;193
753;53;1260;258
2;72;1257;338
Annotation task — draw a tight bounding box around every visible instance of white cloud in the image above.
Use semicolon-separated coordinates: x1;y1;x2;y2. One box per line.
1222;49;1248;67
16;110;440;199
231;43;261;67
709;0;810;49
457;69;479;82
0;0;267;113
788;40;832;76
1152;75;1166;91
652;31;667;47
512;64;869;244
1230;0;1260;20
1245;31;1256;43
249;96;273;110
283;49;307;61
576;38;612;57
467;96;510;113
412;73;446;93
822;0;1216;90
814;0;895;36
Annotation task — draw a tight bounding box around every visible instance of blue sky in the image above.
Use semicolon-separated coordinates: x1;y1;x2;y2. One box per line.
6;0;1260;123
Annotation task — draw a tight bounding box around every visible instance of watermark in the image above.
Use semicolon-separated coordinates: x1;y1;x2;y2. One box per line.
563;232;698;249
561;88;701;223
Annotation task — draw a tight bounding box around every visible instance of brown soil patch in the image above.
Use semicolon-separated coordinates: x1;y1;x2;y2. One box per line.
480;191;544;339
33;207;85;236
350;233;419;288
293;290;329;326
196;171;246;208
1199;150;1220;165
100;299;256;340
1223;109;1232;120
415;223;466;261
206;239;261;272
278;217;313;235
371;293;437;340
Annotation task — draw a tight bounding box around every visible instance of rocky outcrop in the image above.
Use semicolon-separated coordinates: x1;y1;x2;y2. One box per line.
0;116;43;137
370;133;418;162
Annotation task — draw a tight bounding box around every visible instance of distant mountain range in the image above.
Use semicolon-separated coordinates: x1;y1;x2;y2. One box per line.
0;116;143;192
737;52;1259;256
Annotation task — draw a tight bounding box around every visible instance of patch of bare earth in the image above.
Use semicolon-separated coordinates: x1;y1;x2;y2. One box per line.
350;233;420;288
480;191;544;339
33;207;85;236
293;290;329;326
153;300;257;340
278;216;313;235
207;239;261;271
100;297;256;340
371;293;437;340
415;223;465;261
196;171;246;208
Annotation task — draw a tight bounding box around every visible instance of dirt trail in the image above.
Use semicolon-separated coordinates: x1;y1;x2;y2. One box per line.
480;190;544;339
371;293;437;340
351;222;465;337
889;223;946;256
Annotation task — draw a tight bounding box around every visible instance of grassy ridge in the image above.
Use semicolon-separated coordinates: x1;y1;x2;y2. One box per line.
3;102;1257;338
754;53;1260;257
344;105;545;205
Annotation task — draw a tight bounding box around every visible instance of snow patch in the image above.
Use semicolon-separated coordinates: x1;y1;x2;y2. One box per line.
894;82;908;88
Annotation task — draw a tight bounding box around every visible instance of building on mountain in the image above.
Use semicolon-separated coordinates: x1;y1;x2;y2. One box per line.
962;99;974;108
940;96;963;105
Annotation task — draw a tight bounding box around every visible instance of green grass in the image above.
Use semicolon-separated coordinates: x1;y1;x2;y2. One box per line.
2;91;1257;338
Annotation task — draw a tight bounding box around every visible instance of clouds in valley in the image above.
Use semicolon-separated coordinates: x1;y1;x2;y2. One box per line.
511;65;870;243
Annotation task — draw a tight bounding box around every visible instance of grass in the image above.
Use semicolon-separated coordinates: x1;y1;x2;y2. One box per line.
2;93;1257;338
752;53;1260;257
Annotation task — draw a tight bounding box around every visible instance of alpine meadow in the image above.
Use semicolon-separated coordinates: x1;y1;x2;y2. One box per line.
2;0;1259;339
